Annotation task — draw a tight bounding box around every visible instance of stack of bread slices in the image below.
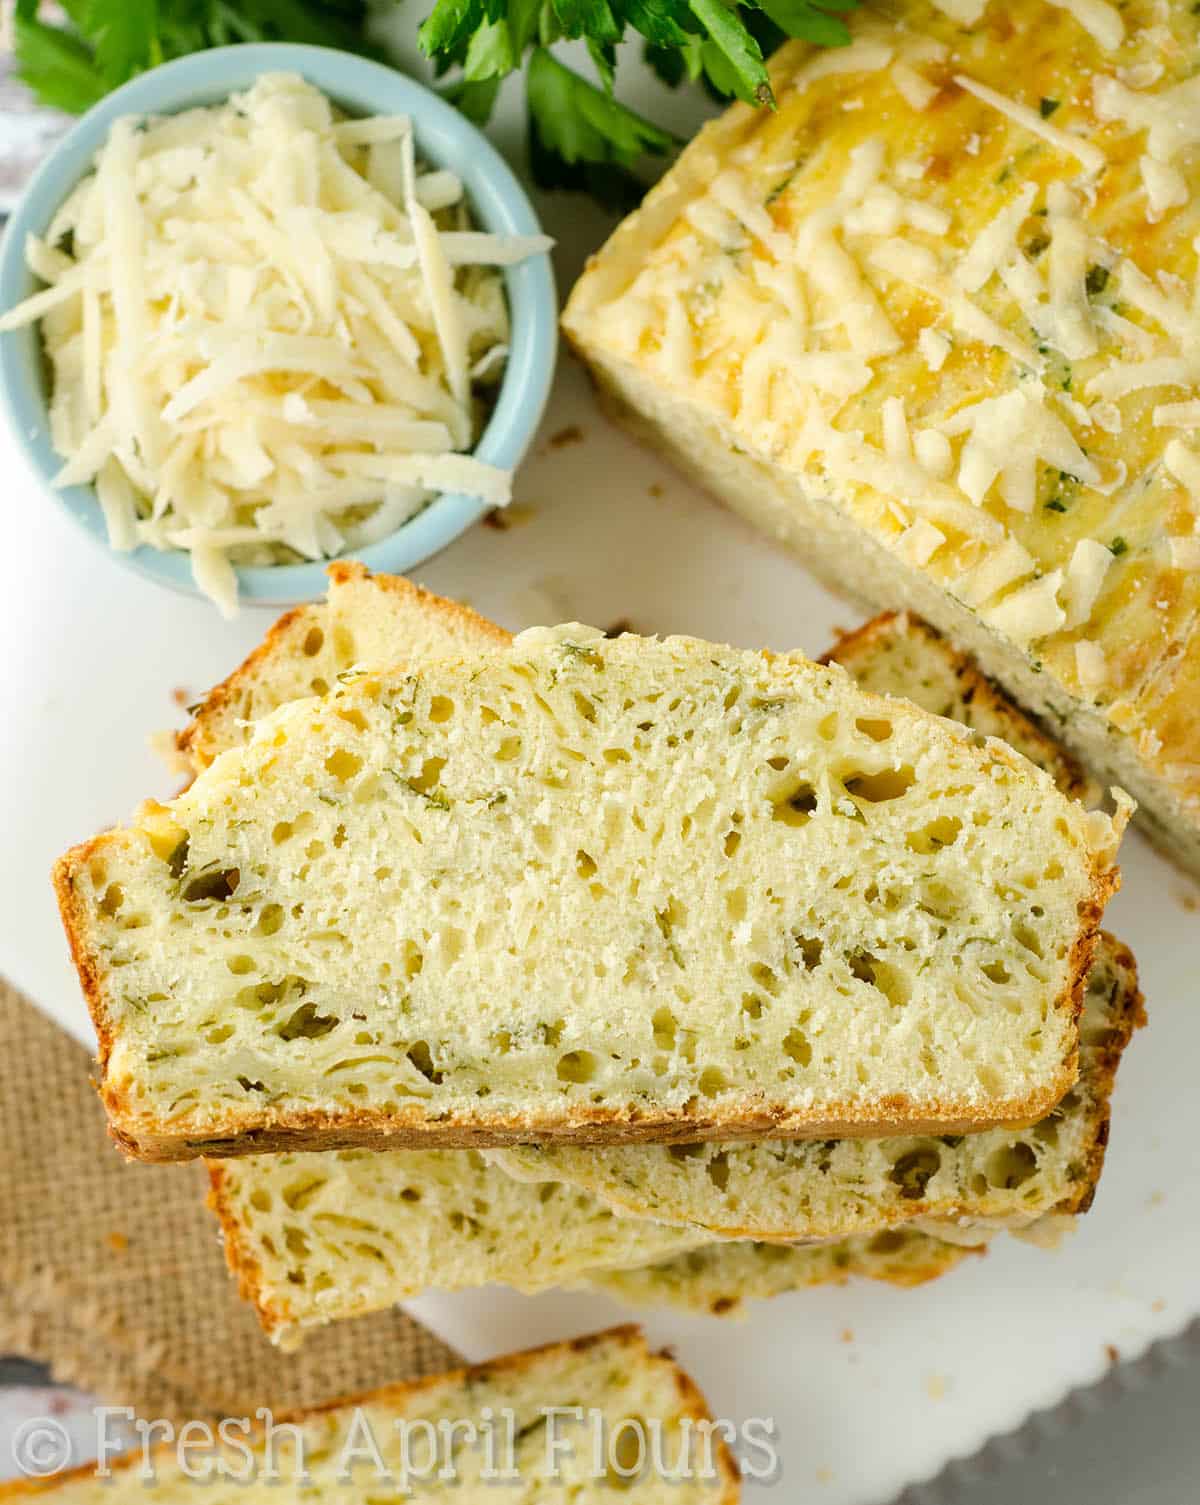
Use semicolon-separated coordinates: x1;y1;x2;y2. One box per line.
55;563;1141;1348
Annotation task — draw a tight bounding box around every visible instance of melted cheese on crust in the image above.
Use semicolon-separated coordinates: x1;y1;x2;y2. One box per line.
565;0;1200;815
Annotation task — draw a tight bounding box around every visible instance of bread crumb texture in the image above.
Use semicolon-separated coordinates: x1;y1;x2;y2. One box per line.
61;629;1120;1154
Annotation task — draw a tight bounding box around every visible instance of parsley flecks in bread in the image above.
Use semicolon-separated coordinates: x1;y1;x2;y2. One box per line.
59;623;1124;1160
0;1328;738;1503
562;0;1200;877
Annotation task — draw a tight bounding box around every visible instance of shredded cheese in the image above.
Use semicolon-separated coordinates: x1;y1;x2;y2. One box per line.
1075;639;1108;691
953;74;1106;176
1154;400;1200;428
1046;0;1124;51
1165;439;1200;501
1168;537;1200;570
1064;538;1113;626
982;569;1066;644
955;184;1038;294
0;74;551;613
1140;157;1188;219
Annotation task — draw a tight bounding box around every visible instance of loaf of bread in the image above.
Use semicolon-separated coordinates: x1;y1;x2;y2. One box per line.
497;930;1142;1241
589;1230;980;1316
208;1147;707;1345
0;1327;738;1502
563;0;1200;877
58;612;1126;1160
191;573;1138;1342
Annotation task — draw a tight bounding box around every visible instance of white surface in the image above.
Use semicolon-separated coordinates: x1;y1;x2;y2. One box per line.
2;38;1198;1505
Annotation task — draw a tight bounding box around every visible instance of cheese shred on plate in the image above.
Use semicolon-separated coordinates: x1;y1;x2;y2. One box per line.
0;74;552;615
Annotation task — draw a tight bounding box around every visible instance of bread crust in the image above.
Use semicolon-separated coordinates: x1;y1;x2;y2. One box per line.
0;1326;739;1501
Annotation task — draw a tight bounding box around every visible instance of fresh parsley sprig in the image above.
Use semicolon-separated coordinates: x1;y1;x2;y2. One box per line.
13;0;856;209
13;0;374;115
422;0;857;204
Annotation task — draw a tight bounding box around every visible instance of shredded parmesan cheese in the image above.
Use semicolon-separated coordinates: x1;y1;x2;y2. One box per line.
982;569;1066;644
1165;439;1200;501
953;74;1106;176
1046;0;1123;51
0;74;551;613
1064;538;1113;626
1167;536;1200;570
1075;638;1108;691
1154;400;1200;428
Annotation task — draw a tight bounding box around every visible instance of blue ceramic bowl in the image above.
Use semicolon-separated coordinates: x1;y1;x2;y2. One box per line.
0;45;557;605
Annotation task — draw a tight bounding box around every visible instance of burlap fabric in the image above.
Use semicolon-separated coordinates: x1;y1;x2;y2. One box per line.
0;978;459;1423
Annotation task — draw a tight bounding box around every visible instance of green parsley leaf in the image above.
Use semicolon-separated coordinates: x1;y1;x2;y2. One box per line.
420;0;487;59
13;11;107;113
526;46;674;206
463;16;516;80
687;0;772;106
442;74;504;122
552;0;621;42
625;0;695;49
759;0;855;47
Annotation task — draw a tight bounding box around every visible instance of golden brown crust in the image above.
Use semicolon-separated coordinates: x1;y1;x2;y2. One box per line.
0;1327;739;1502
51;841;117;1090
175;601;315;768
99;1077;1083;1163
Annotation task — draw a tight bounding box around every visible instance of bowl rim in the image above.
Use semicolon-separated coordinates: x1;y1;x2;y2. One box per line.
0;42;557;607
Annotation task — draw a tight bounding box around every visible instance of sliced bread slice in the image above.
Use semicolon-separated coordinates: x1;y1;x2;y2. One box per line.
58;619;1125;1160
0;1327;738;1502
208;1148;708;1346
590;1231;981;1316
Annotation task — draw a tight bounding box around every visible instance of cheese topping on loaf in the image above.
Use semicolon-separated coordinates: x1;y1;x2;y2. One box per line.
58;629;1123;1158
563;0;1200;872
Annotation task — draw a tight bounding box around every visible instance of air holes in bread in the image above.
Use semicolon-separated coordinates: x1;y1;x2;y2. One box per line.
277;1001;338;1042
856;717;894;742
325;749;363;782
842;766;915;804
181;867;239;903
773;782;818;826
558;1050;598;1083
302;627;324;657
986;1142;1037;1189
889;1147;941;1200
907;815;963;854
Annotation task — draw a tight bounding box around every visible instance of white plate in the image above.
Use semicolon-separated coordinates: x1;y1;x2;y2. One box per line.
1;37;1196;1505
